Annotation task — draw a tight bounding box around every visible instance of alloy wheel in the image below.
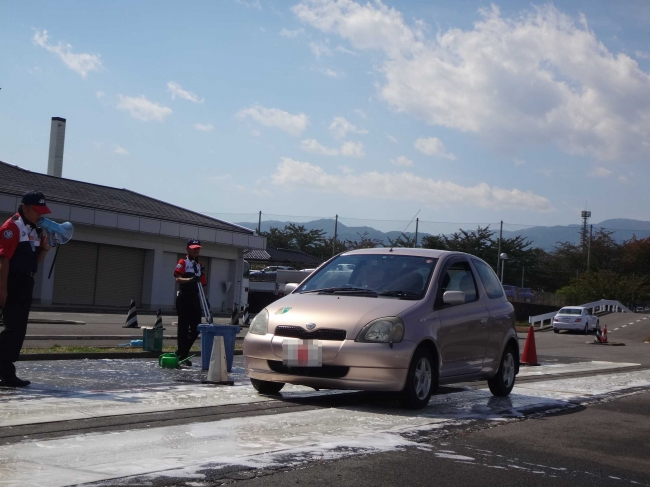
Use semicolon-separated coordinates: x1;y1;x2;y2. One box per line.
414;357;432;400
502;353;515;388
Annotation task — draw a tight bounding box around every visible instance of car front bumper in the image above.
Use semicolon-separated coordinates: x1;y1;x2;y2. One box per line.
244;332;415;392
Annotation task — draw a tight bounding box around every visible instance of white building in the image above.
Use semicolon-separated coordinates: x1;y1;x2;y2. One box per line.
0;160;265;313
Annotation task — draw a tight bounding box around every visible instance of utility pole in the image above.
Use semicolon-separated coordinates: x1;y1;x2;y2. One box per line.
332;214;338;257
581;210;591;249
496;220;503;272
587;224;593;271
257;211;262;235
414;218;419;248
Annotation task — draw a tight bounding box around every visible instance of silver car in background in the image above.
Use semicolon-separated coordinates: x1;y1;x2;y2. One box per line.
553;307;599;334
244;249;518;409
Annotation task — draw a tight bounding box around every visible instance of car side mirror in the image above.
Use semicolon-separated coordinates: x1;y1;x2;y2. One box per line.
284;283;299;295
443;291;465;306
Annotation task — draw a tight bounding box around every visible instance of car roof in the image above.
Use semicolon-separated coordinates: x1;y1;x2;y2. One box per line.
341;248;458;259
559;307;584;311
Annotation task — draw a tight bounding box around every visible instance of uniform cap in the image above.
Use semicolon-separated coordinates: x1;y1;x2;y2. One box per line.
187;238;201;249
21;191;51;215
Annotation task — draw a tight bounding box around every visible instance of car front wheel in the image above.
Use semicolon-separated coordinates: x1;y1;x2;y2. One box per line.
251;378;285;395
399;347;438;409
488;346;517;397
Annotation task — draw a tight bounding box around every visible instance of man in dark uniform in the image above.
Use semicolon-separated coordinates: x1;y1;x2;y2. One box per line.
174;239;207;365
0;191;53;387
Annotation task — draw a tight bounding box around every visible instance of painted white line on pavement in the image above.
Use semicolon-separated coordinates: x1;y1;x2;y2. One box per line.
0;370;648;487
517;361;638;378
622;325;628;328
613;328;620;331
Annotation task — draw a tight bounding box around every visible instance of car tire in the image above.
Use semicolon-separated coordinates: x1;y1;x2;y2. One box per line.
554;329;559;334
488;346;517;397
584;323;589;334
251;378;285;395
399;347;438;409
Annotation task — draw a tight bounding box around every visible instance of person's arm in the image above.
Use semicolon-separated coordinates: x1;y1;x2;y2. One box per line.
37;234;52;263
174;259;198;284
0;256;8;306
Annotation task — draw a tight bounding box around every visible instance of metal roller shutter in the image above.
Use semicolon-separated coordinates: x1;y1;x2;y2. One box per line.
52;241;98;305
94;244;145;307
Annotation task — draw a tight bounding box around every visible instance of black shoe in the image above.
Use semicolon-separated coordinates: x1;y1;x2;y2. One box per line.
0;376;30;387
180;359;192;367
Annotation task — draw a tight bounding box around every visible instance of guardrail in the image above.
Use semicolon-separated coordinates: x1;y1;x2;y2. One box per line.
528;299;632;328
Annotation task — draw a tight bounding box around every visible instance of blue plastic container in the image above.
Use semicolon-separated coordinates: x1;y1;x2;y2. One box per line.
198;324;240;372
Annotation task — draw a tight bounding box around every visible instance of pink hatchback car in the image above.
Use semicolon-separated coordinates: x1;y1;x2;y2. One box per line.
244;248;518;409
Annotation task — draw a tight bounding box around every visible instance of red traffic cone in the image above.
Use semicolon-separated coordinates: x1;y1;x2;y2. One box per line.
521;325;540;366
600;325;608;343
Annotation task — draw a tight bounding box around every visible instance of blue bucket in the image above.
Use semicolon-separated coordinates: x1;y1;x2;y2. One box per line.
198;324;240;372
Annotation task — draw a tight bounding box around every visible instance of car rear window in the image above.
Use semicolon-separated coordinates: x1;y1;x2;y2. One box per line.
472;259;504;299
558;308;582;315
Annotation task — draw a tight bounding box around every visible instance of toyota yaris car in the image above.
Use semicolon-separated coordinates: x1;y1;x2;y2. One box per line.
243;249;519;409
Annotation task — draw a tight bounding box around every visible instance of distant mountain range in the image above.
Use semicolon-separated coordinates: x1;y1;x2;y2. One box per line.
237;218;650;251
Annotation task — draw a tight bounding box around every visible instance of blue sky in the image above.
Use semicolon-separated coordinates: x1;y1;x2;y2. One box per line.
1;0;650;230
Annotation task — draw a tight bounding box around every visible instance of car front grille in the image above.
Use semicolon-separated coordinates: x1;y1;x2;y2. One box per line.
267;360;349;378
274;325;347;341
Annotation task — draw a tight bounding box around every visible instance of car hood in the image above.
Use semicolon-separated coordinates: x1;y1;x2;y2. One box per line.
265;293;419;339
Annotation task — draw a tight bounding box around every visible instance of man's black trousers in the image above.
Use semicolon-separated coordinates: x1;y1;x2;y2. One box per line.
176;291;202;360
0;273;34;379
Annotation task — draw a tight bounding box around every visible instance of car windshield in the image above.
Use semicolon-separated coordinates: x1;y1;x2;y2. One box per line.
295;254;438;299
558;308;582;315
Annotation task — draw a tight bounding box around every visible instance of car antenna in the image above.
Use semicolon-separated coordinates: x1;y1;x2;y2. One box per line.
390;209;420;252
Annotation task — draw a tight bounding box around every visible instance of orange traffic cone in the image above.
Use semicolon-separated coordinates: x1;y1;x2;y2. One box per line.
521;325;540;366
600;325;608;343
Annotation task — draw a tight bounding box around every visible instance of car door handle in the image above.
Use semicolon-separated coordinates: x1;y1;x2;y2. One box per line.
480;317;489;325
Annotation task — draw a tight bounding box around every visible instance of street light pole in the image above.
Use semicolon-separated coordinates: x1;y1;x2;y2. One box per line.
496;220;503;271
500;253;508;284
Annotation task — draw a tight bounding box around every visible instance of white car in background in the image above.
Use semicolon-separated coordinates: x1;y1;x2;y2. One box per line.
553;307;599;334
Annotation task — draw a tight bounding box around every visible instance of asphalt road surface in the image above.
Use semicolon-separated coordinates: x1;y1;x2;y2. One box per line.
0;311;648;486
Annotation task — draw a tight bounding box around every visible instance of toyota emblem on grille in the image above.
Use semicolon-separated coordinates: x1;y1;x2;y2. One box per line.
306;323;316;330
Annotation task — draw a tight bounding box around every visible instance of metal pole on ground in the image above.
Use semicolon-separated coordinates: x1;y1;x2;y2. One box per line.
497;220;503;272
587;224;592;271
332;214;338;257
257;211;262;234
414;218;419;248
500;253;508;284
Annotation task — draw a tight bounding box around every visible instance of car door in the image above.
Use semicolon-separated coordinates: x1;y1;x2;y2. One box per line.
436;257;490;377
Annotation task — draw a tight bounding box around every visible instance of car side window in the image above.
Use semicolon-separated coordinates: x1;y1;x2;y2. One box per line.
435;260;479;309
472;259;504;299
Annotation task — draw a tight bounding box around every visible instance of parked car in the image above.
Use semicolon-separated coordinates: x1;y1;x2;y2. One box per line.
244;248;519;409
517;288;535;303
635;306;644;313
502;285;517;301
250;266;296;281
552;307;599;334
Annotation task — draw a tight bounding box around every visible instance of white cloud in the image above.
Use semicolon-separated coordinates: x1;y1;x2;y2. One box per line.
354;109;368;119
387;134;398;143
336;45;357;55
236;0;262;10
193;123;214;132
618;175;629;183
32;30;102;78
116;95;173;122
96;91;105;100
301;139;339;155
390;155;413;167
237;105;309;136
272;158;552;211
635;50;650;60
329;116;368;139
309;41;332;57
414;137;456;160
590;166;612;177
280;28;305;38
340;141;365;157
293;1;650;162
251;129;262;136
513;158;526;166
313;66;345;78
114;145;129;155
167;82;204;103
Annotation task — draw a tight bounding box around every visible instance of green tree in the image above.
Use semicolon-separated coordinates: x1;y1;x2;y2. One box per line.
260;227;292;249
387;233;416;248
345;231;383;250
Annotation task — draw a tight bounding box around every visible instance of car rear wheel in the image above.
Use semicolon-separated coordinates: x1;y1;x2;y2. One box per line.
554;329;559;334
584;323;589;334
488;346;516;397
251;378;285;395
399;348;438;409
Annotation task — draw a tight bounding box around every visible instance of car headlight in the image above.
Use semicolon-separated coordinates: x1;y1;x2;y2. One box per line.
249;309;269;335
356;317;404;343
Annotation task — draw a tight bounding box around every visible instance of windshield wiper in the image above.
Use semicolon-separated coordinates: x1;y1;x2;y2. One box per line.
379;290;421;299
301;287;378;296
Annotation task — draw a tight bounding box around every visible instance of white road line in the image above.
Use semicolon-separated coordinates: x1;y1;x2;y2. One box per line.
613;328;620;331
0;370;648;487
517;361;638;378
622;325;628;328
